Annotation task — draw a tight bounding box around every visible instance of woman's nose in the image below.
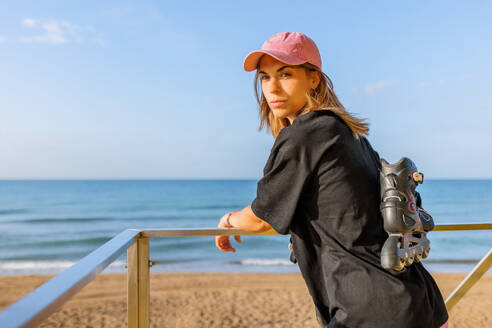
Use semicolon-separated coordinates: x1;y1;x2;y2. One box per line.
266;78;280;94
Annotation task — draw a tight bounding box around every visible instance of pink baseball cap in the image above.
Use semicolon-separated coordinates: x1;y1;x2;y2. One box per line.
243;32;322;72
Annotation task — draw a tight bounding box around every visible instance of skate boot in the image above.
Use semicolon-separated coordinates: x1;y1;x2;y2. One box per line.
379;157;435;271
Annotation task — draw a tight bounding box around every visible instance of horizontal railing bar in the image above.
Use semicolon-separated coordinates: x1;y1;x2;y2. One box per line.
141;223;492;238
433;223;492;231
0;229;141;328
141;228;278;238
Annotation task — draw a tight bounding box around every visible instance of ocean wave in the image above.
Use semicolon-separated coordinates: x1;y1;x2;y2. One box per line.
0;209;29;215
233;258;296;266
151;239;213;251
14;217;115;223
0;260;127;273
187;205;246;210
148;259;198;265
6;215;203;224
16;236;112;248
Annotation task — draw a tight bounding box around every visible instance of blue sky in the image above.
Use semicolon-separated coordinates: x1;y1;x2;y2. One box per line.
1;1;491;179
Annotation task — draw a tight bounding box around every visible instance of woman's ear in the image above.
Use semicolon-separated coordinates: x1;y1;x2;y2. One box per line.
310;71;321;89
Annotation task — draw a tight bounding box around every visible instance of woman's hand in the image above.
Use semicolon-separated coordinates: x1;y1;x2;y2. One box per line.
216;235;240;253
216;211;241;253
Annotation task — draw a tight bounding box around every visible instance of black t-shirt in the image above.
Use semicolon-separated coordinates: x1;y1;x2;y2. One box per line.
251;110;448;328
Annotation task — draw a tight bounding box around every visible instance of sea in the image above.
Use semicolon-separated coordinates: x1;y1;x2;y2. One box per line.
0;179;491;275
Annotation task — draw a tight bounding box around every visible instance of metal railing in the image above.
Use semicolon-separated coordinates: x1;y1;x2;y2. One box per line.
0;223;491;327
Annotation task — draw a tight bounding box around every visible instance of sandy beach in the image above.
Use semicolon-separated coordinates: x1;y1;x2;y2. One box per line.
0;272;490;327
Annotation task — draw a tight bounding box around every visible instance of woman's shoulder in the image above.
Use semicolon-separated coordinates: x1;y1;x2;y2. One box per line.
293;110;346;133
274;110;347;153
281;110;346;140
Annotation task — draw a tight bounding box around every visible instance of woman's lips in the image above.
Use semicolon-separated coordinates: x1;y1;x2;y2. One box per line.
271;100;286;107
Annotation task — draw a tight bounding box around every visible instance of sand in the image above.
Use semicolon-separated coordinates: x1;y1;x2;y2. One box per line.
0;272;491;327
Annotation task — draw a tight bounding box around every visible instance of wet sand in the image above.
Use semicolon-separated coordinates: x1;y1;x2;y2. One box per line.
0;273;490;327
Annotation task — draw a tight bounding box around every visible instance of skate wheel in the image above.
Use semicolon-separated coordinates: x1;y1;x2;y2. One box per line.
394;258;405;271
405;256;414;266
381;235;406;271
415;247;423;262
422;249;429;259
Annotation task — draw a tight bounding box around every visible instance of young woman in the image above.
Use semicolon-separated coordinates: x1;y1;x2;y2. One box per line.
215;32;448;328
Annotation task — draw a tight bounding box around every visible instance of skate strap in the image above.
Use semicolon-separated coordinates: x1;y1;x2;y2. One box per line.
380;199;417;214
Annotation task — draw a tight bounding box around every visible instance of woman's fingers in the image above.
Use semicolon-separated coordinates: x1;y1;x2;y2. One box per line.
215;235;241;252
288;242;293;250
215;236;236;253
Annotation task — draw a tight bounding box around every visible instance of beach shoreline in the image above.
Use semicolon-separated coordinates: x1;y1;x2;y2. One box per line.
1;272;491;327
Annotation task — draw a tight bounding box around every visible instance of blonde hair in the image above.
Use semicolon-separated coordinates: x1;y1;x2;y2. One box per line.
254;62;369;139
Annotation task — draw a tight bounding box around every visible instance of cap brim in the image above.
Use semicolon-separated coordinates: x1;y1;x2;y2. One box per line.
243;49;307;72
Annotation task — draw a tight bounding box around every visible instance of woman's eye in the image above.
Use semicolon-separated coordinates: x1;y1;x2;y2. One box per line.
260;75;269;80
280;72;291;77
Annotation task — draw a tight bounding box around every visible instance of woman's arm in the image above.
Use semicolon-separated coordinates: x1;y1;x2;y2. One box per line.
216;205;274;253
218;205;272;232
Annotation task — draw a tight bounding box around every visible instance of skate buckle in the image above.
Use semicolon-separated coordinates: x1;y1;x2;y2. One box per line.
406;191;417;213
412;172;424;184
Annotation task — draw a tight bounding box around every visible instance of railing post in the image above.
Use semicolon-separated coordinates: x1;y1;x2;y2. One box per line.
127;237;150;328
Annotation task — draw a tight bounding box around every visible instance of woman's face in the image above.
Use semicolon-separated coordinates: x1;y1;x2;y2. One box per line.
258;55;318;124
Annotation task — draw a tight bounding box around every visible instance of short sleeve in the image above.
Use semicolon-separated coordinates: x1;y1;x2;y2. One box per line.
251;141;312;235
251;111;342;235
